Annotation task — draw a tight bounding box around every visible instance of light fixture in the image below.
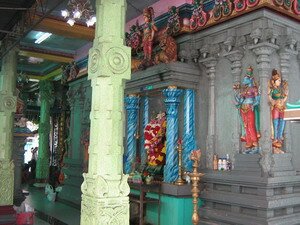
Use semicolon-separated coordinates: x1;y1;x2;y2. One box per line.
34;32;52;44
67;18;75;26
61;0;96;27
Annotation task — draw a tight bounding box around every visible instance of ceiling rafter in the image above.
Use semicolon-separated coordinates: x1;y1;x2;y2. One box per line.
19;50;73;63
33;15;95;41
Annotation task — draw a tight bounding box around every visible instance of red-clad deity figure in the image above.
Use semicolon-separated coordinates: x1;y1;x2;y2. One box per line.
142;7;158;62
234;67;261;151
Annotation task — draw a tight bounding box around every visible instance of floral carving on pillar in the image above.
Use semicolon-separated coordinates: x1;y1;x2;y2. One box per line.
0;160;14;205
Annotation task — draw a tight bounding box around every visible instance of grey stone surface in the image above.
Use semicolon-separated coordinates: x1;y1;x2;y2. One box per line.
125;62;201;95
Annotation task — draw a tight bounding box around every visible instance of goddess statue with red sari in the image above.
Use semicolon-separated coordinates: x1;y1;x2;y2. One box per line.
142;7;158;63
233;67;261;151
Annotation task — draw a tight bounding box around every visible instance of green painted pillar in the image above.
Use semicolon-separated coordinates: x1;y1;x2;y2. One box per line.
0;50;17;206
36;80;54;181
80;0;131;224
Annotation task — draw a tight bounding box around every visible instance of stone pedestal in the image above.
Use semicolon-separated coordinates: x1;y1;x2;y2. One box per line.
58;159;83;207
200;153;300;225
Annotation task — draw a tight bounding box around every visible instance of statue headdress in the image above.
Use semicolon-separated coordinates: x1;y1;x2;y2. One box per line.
272;69;281;81
245;66;254;78
143;7;155;21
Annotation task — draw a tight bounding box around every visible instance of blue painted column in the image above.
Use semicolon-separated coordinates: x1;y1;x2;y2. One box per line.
183;89;196;172
163;86;183;183
124;95;140;174
140;96;149;168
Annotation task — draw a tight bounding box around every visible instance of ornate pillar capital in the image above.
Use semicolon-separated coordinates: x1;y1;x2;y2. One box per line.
39;80;54;105
199;57;217;82
279;48;298;81
249;42;279;77
224;50;244;82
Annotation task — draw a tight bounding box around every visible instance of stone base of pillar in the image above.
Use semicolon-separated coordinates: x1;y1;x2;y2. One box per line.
13;190;25;207
0;205;15;225
200;153;300;225
33;179;48;188
57;159;83;207
80;195;129;225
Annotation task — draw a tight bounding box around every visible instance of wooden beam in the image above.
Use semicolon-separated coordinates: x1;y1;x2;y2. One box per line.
41;68;63;80
19;50;73;63
34;15;95;41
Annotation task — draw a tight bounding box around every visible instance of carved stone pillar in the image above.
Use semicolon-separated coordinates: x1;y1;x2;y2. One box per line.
13;135;27;206
249;43;279;175
124;95;139;174
0;50;17;207
279;49;298;153
163;86;183;183
199;57;217;169
36;80;54;181
183;89;196;172
68;84;85;160
224;50;244;162
80;0;131;224
140;96;149;168
58;82;85;206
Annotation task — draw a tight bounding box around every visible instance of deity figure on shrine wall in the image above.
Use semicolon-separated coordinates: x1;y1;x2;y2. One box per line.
142;7;158;63
268;69;288;154
144;112;166;175
233;66;261;152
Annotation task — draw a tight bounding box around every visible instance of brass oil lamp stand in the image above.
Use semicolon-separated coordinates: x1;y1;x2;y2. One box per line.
189;150;203;225
175;139;187;185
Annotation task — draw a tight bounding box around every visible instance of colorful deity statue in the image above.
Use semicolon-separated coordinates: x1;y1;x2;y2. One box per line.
268;69;288;153
144;112;166;175
142;7;158;63
233;66;261;151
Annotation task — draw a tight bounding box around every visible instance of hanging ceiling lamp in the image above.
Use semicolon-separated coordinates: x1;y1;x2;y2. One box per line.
61;0;96;27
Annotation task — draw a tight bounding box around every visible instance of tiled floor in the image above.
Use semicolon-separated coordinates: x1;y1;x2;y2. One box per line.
24;187;80;225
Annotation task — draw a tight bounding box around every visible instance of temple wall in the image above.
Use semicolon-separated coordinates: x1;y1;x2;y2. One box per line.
215;58;233;158
176;9;300;170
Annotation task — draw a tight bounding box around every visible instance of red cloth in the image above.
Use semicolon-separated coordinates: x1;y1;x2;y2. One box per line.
240;107;258;147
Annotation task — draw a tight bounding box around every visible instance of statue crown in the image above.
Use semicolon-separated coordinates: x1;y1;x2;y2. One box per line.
245;66;254;78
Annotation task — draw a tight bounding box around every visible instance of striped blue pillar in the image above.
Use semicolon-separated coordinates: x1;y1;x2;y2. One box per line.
140;96;149;168
124;95;140;174
183;89;197;172
163;86;183;183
